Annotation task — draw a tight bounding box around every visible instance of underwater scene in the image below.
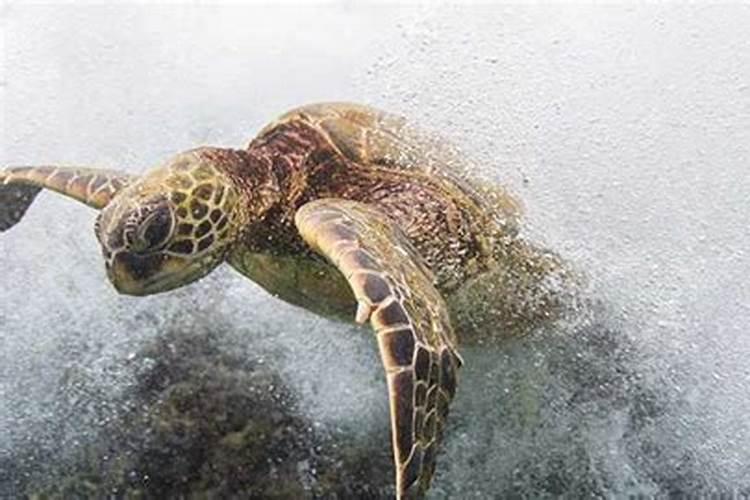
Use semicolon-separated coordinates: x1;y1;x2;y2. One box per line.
1;4;749;499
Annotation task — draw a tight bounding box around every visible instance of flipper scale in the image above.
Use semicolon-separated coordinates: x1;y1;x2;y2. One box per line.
295;198;461;499
0;166;134;232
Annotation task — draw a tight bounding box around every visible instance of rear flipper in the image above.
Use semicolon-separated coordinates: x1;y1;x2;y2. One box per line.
0;166;134;232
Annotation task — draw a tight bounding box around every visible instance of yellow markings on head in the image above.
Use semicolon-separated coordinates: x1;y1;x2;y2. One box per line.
95;148;248;296
156;152;241;258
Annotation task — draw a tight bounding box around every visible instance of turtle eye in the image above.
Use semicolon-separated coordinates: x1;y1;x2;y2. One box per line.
136;206;173;251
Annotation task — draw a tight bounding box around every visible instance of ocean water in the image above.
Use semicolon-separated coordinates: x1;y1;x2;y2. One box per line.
1;4;749;498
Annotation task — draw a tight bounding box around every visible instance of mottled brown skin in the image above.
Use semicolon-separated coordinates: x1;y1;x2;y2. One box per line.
0;102;578;499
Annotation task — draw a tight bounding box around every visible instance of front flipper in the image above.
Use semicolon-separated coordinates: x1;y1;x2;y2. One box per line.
0;166;134;231
295;199;462;500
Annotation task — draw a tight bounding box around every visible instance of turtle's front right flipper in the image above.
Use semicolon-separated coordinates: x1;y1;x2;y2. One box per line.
0;166;134;231
295;199;462;499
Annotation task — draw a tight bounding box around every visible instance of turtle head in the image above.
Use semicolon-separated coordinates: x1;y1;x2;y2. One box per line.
95;148;246;296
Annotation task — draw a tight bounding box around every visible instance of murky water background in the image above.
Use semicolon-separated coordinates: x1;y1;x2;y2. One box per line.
1;4;749;498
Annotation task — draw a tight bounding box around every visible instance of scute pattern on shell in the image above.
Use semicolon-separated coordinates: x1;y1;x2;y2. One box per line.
257;102;524;293
266;102;522;234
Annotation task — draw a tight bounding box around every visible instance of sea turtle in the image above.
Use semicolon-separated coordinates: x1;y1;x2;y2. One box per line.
0;102;575;499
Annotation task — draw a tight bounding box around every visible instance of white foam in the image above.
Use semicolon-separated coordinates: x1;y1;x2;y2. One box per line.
2;4;749;496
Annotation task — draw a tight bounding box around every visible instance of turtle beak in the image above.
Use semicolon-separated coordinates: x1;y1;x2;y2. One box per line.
107;250;166;296
106;249;209;296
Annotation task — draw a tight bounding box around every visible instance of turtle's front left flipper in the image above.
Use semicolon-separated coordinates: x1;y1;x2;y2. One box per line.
0;166;134;231
295;199;462;500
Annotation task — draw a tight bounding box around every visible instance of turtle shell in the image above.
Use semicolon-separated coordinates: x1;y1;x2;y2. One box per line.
258;102;522;238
